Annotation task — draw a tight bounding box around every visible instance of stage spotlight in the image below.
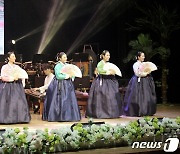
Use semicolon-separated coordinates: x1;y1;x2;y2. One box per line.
11;40;16;44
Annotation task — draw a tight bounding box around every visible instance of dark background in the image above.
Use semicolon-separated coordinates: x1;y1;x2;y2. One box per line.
4;0;180;103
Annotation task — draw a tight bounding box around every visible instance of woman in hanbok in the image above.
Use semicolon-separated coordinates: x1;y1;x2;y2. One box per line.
123;52;156;117
43;52;81;122
0;52;30;124
86;50;122;119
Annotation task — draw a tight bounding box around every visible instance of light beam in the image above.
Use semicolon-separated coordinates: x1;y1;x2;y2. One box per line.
67;0;131;55
37;0;80;54
15;25;45;42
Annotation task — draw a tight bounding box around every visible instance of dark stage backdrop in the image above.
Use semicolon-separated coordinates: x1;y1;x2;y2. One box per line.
4;0;180;103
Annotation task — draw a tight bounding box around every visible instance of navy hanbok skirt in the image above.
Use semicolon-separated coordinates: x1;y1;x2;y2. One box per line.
123;75;156;117
0;80;31;124
86;75;122;119
43;78;81;122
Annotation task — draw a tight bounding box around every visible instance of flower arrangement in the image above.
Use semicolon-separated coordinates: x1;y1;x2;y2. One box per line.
0;117;180;153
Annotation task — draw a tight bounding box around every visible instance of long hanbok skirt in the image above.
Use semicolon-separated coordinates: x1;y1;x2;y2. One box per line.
0;80;31;124
43;78;81;122
86;75;122;119
123;75;156;117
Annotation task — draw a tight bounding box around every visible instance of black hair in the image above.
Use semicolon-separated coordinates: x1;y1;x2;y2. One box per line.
100;50;110;59
135;51;144;60
56;52;66;61
42;64;53;71
5;51;15;63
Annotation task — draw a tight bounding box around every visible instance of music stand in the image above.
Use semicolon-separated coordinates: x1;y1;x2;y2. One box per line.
71;53;89;62
32;54;48;63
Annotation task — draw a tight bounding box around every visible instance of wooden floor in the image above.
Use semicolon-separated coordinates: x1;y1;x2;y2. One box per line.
0;104;180;131
63;146;180;154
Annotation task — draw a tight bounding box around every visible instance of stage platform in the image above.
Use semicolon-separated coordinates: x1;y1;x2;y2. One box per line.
0;104;180;131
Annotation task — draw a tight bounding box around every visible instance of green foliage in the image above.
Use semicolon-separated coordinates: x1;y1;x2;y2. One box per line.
124;33;158;63
0;117;180;153
155;46;170;60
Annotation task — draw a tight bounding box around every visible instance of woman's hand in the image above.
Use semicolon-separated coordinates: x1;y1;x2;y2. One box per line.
65;74;70;79
13;76;19;81
65;72;73;79
13;73;19;81
144;68;151;74
33;88;39;91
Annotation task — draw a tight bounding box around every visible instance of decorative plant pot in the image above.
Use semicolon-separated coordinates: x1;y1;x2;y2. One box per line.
93;140;107;149
79;142;91;150
54;144;62;152
139;136;154;142
114;139;124;147
154;135;163;142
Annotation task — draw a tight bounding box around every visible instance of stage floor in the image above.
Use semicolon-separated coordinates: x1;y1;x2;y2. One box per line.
0;104;180;131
